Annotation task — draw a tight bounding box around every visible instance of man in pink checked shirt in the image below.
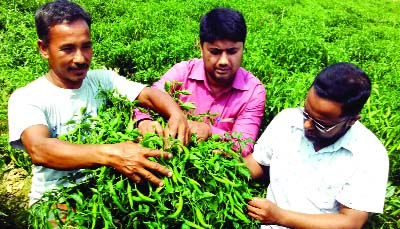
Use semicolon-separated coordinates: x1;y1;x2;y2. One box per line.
137;7;266;156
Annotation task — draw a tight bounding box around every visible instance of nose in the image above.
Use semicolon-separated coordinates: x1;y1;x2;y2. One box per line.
303;118;315;130
218;51;229;66
73;49;85;63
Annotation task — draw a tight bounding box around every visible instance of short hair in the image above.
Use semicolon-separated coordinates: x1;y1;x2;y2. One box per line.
35;0;91;46
199;8;247;43
312;62;371;117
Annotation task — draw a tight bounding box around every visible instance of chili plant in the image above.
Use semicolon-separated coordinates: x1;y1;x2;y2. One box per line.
28;89;265;228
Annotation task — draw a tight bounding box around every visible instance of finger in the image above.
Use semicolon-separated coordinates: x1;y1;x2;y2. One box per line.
144;148;172;159
247;199;259;207
185;130;190;145
139;155;172;177
249;198;265;208
247;211;261;221
152;122;163;136
162;136;172;150
130;173;142;183
177;126;187;145
185;124;190;145
247;204;258;212
138;120;154;135
164;125;177;140
136;167;166;187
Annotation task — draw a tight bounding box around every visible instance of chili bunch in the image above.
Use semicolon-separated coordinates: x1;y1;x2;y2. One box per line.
29;89;265;229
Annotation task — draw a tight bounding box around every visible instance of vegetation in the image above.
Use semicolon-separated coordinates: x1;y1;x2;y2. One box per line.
1;0;399;228
29;89;264;228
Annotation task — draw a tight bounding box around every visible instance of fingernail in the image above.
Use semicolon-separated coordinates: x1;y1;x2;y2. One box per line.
168;171;173;177
159;182;164;187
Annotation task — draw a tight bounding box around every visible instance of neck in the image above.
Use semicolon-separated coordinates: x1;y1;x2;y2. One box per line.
313;127;350;151
206;75;233;97
209;84;226;97
46;71;83;89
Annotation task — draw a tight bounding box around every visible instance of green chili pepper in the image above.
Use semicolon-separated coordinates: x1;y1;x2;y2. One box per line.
233;207;250;223
167;195;183;219
173;166;186;185
135;186;156;203
91;201;98;229
183;219;205;229
227;194;235;214
107;180;128;213
212;175;240;188
127;182;133;209
195;208;212;228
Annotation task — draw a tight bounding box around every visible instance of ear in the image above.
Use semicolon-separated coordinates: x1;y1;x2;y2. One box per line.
347;114;361;126
38;39;49;59
199;42;204;57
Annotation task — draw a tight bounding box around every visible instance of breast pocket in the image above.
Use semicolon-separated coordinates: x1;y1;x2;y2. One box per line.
306;178;341;212
214;117;235;132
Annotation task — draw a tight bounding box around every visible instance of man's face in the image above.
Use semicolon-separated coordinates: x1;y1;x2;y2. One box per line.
302;87;356;148
200;40;243;87
38;19;92;89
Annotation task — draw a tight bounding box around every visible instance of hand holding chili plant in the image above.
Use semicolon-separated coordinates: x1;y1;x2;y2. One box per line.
137;120;164;137
247;197;282;225
106;141;172;186
164;111;190;145
188;120;212;141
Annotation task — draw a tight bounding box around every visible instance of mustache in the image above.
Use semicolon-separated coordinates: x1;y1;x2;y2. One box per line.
69;63;89;70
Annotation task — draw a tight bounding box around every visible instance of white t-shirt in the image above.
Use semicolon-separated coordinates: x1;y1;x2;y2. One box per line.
252;108;389;229
8;69;146;205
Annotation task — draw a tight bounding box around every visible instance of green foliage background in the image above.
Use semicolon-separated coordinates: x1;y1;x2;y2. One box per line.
0;0;399;228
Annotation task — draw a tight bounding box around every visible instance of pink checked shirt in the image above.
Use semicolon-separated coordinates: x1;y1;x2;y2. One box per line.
138;58;266;156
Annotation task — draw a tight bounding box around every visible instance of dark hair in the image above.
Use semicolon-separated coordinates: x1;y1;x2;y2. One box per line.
199;8;246;43
35;0;91;46
312;62;371;117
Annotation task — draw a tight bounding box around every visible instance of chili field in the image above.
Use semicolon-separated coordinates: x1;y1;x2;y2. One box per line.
0;0;399;228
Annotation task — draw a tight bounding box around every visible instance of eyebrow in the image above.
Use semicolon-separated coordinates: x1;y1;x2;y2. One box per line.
303;106;335;126
207;45;241;50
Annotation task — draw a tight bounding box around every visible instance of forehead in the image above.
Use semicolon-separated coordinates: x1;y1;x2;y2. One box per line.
202;40;243;49
47;19;90;45
306;87;343;121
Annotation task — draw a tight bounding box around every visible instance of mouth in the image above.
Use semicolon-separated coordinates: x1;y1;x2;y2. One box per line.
70;67;88;76
304;130;318;142
216;68;231;75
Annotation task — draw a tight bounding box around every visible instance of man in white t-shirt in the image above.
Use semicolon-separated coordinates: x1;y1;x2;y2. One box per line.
7;0;189;206
244;62;389;229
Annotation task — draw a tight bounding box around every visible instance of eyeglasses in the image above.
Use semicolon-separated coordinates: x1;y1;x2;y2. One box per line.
297;102;347;133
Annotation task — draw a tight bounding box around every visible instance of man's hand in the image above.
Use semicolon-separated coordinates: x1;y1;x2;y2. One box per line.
247;197;282;225
247;198;369;229
136;88;190;145
107;141;172;186
137;119;163;136
188;120;212;141
164;112;190;145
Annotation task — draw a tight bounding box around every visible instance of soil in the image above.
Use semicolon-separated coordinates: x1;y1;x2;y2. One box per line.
0;162;31;228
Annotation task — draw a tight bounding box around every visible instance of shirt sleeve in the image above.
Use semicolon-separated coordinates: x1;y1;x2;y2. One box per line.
105;70;146;101
230;83;266;156
133;62;189;122
8;89;48;150
252;109;289;166
336;141;389;213
152;61;188;91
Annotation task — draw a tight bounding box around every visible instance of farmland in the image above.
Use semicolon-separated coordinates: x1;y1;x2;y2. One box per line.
1;0;399;228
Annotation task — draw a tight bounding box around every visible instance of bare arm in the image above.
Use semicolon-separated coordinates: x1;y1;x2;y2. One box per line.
247;199;369;229
243;154;265;179
136;87;189;145
21;124;172;186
